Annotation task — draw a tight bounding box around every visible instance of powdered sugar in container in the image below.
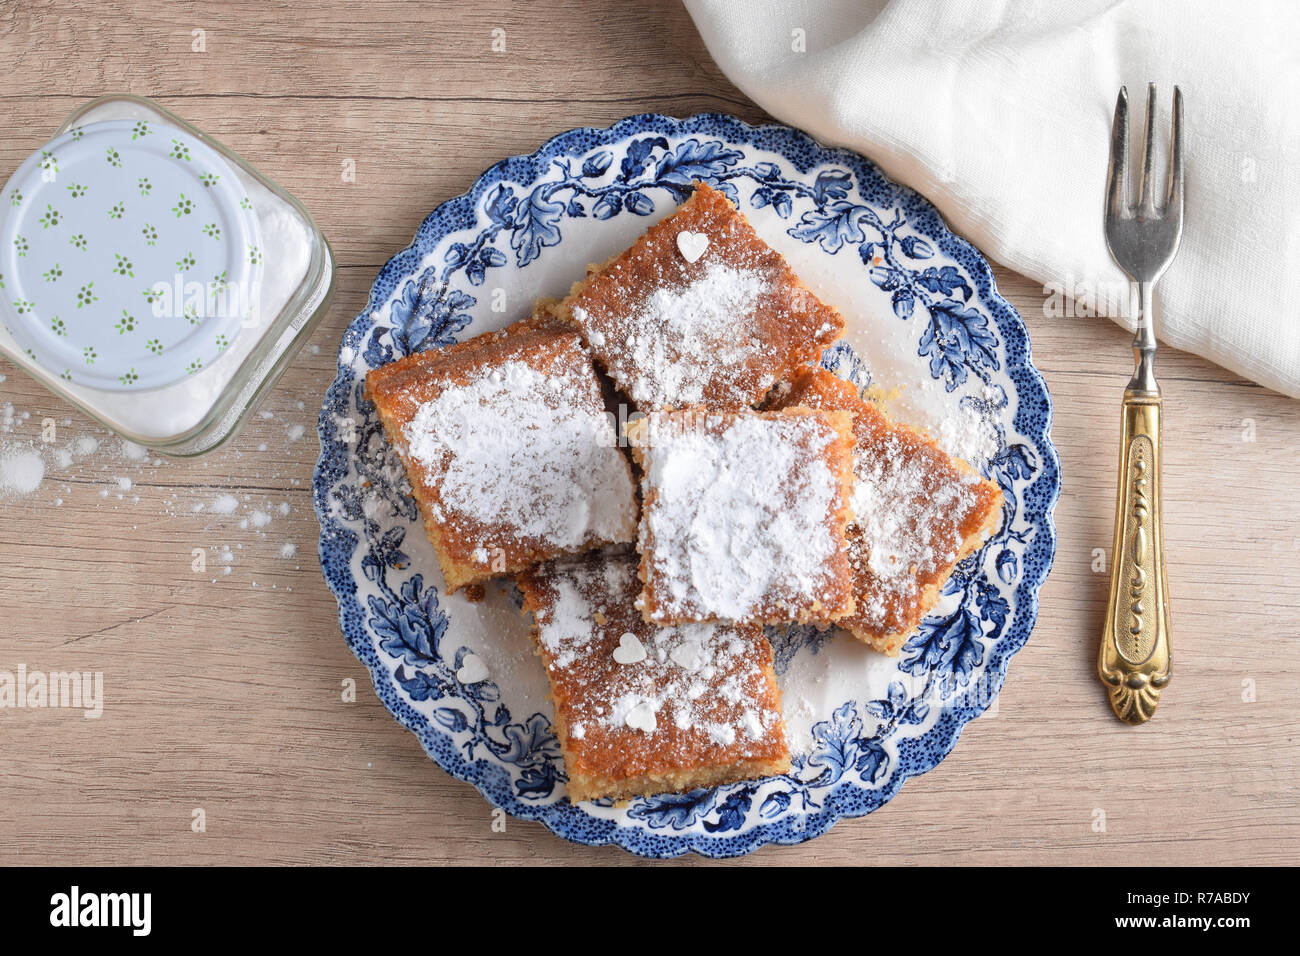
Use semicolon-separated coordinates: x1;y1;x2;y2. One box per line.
0;95;334;455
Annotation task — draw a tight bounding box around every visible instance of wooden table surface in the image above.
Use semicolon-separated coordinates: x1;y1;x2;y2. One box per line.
1;1;1296;867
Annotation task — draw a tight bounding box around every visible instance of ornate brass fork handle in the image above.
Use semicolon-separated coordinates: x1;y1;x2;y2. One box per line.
1098;386;1171;722
1098;85;1183;723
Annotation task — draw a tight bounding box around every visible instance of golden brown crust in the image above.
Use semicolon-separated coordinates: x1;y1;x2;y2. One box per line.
364;313;571;410
517;550;790;803
554;181;844;411
626;406;857;627
364;313;637;593
773;366;1004;654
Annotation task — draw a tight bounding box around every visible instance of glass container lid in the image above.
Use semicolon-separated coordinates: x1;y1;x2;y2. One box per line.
0;118;264;390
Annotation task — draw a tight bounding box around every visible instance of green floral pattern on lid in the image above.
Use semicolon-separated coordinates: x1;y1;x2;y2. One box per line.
0;118;263;390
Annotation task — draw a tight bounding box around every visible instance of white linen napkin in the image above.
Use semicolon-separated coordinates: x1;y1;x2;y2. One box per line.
684;0;1300;398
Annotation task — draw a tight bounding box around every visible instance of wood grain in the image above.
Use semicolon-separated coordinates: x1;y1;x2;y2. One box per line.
0;0;1296;866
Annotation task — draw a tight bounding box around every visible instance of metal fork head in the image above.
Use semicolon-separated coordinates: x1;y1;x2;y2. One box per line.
1104;84;1184;284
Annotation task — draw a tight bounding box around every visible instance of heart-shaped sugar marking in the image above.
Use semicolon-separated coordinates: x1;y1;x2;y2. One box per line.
625;700;658;733
676;230;709;263
612;631;646;665
455;653;489;684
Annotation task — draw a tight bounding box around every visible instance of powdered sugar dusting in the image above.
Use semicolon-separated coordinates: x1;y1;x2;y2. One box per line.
538;576;599;668
573;262;773;408
562;182;844;413
634;411;848;622
525;552;784;760
930;394;1000;471
852;434;976;602
849;433;981;626
404;360;635;551
0;445;45;497
773;368;999;643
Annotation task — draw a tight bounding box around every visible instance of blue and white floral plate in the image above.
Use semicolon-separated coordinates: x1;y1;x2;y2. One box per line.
313;113;1060;858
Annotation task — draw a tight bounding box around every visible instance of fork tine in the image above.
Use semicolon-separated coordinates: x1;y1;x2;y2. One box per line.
1106;86;1130;219
1165;86;1184;219
1138;83;1158;213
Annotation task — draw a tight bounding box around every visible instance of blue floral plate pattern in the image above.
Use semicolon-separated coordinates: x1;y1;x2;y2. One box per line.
312;113;1060;858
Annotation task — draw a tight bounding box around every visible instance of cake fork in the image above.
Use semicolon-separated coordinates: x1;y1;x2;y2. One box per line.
1097;84;1183;724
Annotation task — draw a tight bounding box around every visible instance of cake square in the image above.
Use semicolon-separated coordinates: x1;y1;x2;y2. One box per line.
625;407;857;626
555;181;845;411
364;314;639;594
773;367;1003;654
517;549;791;803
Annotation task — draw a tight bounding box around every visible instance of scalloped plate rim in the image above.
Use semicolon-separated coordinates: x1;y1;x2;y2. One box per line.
312;111;1061;858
